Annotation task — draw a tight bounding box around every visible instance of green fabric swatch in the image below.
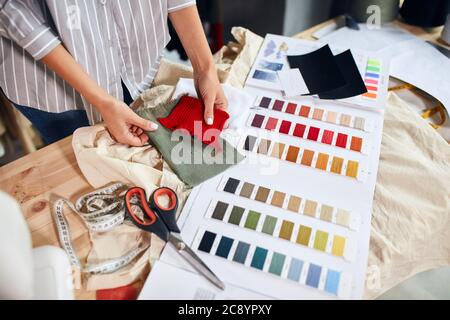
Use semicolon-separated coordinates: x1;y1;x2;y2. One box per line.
244;210;261;230
228;206;245;225
136;97;244;187
261;215;277;235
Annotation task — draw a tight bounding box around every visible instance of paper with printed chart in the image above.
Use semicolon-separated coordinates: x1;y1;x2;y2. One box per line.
139;35;386;300
246;34;389;110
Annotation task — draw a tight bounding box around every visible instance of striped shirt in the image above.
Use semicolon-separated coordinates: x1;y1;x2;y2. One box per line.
0;0;196;124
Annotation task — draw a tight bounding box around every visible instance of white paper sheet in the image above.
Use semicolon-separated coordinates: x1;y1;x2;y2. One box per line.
140;261;271;300
385;39;450;113
319;24;450;112
277;68;309;97
139;34;387;301
319;24;416;52
139;90;385;300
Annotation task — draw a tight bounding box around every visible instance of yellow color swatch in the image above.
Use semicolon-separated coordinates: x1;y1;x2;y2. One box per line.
315;153;329;171
331;157;344;174
296;225;312;246
279;221;295;241
314;231;329;252
332;236;346;257
346;160;359;178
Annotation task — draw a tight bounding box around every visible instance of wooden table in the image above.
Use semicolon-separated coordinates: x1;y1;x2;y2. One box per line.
1;18;447;300
0;136;96;299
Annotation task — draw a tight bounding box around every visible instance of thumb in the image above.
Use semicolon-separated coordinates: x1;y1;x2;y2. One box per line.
203;94;215;125
129;112;158;131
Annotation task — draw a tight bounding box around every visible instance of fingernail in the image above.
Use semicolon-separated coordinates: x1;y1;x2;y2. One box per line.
206;117;213;125
150;122;159;130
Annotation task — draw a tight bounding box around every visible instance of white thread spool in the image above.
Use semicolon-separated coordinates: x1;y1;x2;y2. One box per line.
442;14;450;45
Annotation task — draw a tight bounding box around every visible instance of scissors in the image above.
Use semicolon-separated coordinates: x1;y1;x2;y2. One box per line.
124;187;225;290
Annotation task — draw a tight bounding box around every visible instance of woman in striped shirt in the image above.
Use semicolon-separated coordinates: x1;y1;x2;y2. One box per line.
0;0;227;146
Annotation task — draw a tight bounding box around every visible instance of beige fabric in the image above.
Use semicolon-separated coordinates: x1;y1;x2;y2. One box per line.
84;225;151;291
72;27;450;298
365;92;450;299
72;120;190;290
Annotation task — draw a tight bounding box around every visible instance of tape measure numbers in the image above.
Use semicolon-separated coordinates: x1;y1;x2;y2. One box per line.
51;183;150;278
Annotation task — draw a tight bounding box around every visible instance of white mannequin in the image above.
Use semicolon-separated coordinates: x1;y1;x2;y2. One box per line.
0;192;74;300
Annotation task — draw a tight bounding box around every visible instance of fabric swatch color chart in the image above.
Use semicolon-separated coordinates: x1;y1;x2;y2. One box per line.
219;176;360;231
241;134;366;181
246;34;389;109
362;58;382;101
205;199;356;260
140;36;386;301
191;228;353;298
255;96;375;133
247;112;368;154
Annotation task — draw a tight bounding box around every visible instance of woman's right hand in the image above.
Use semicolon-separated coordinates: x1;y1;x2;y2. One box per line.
99;96;158;147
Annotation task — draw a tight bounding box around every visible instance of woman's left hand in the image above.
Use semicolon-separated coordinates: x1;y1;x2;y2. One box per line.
194;67;228;125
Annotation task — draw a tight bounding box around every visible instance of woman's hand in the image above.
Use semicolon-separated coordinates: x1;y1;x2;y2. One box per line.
99;96;158;147
194;66;228;125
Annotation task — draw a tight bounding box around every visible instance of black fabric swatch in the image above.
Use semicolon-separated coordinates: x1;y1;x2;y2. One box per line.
319;50;367;100
287;45;346;95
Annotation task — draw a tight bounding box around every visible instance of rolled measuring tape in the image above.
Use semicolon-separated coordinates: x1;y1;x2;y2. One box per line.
51;183;150;279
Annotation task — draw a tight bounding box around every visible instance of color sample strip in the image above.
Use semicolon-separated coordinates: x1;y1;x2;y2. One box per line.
287;258;304;282
233;241;250;264
249;113;365;153
198;231;216;253
228;206;245;226
211;201;228;221
223;177;240;194
196;230;343;296
216;236;233;258
242;135;361;180
221;177;355;230
306;264;322;288
363;58;381;100
208;201;349;259
256;96;369;132
251;247;268;270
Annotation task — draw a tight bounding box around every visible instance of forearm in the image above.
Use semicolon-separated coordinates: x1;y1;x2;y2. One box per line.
41;44;111;112
169;6;214;74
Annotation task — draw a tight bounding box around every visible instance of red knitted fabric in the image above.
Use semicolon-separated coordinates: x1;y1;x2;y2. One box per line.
158;95;230;146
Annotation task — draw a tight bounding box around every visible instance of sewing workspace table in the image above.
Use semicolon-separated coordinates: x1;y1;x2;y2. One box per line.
0;19;447;300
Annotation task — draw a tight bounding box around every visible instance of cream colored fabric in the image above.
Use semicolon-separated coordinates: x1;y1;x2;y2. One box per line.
72;27;450;298
84;225;151;291
365;92;450;299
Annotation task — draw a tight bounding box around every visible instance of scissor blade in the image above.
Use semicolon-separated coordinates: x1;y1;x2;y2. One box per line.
168;234;226;291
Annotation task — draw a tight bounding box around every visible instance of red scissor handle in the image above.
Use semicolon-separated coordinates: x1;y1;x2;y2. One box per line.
150;187;178;213
149;187;180;234
125;187;157;227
